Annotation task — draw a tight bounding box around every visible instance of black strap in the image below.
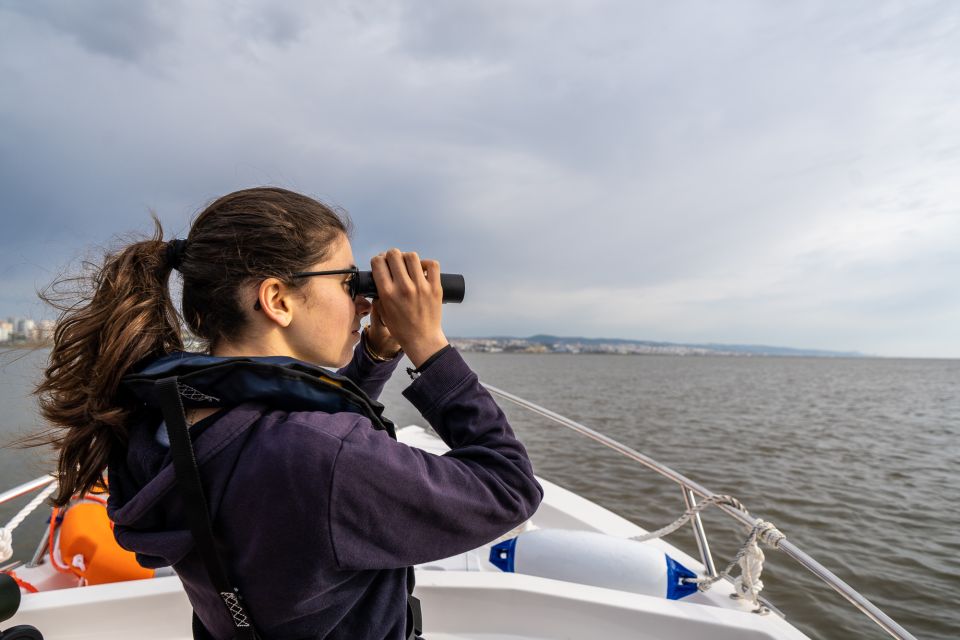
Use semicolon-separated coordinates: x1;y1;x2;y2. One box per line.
406;344;452;379
406;594;423;640
156;377;260;640
158;376;424;639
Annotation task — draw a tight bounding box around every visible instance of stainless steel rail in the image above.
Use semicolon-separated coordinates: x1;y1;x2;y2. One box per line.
1;475;57;569
0;475;55;508
682;487;718;577
482;382;918;640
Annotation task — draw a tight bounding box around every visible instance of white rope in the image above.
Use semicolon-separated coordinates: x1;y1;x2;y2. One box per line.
628;494;786;611
0;481;57;563
689;518;786;610
734;534;765;604
628;494;749;543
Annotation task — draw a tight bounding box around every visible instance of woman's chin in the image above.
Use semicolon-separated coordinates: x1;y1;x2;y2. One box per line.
327;334;361;369
339;345;357;367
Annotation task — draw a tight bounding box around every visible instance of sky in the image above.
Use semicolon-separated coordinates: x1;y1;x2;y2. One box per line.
1;1;958;358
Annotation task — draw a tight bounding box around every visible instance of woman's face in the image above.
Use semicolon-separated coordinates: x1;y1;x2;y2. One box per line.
287;233;372;367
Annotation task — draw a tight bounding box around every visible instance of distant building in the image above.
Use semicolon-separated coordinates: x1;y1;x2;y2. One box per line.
0;317;54;342
17;318;36;337
37;319;56;341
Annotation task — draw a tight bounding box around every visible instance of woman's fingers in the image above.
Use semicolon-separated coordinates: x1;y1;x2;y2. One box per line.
367;249;446;367
384;248;414;292
370;253;393;296
373;249;439;296
422;259;440;287
403;251;427;287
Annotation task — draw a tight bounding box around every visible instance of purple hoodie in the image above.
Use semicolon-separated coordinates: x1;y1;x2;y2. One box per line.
107;340;543;639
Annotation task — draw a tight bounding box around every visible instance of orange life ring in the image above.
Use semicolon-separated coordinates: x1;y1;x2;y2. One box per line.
55;499;154;585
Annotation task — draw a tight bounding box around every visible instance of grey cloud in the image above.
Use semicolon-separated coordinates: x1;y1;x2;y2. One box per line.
6;0;182;63
394;0;541;60
2;1;959;355
223;3;317;48
831;0;960;54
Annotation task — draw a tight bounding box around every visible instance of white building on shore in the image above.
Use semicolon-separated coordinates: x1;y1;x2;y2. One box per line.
1;317;54;343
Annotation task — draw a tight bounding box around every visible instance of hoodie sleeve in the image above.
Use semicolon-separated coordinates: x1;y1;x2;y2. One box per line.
328;347;544;570
335;331;403;400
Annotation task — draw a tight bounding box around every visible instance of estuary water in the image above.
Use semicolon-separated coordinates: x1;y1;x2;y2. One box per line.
2;348;958;639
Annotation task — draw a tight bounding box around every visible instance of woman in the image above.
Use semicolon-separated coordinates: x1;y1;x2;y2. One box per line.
36;187;543;639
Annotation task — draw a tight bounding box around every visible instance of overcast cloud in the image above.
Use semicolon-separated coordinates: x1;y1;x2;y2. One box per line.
1;0;958;357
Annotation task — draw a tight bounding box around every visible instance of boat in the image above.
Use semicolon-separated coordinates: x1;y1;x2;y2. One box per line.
0;383;918;640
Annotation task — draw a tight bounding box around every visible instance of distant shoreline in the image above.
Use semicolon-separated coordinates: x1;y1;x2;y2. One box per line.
4;338;952;360
456;348;867;358
449;335;868;358
0;340;52;351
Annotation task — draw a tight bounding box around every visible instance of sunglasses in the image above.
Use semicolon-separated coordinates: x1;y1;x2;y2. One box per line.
252;267;360;310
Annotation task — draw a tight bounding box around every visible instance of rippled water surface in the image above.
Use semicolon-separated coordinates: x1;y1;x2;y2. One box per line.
386;353;958;640
3;349;958;639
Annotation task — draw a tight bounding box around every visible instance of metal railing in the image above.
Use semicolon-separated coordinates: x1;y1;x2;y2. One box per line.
0;475;55;509
0;475;57;569
481;382;918;640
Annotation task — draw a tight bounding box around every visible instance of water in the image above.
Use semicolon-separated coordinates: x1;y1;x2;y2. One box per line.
3;349;958;639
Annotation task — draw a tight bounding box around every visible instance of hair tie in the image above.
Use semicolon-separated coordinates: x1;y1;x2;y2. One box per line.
166;238;189;271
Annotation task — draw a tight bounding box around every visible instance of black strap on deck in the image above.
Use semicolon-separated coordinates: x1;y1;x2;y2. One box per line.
157;376;260;640
406;594;423;639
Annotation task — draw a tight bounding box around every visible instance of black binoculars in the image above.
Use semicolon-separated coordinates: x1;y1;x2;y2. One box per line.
352;271;465;303
278;268;465;308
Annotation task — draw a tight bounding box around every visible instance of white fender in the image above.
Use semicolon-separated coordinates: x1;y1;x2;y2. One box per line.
489;529;698;600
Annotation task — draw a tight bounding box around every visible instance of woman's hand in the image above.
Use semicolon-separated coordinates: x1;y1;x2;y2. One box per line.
363;302;402;360
370;248;448;368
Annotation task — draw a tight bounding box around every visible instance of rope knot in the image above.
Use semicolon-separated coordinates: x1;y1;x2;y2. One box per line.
625;492;785;613
754;519;786;548
0;527;12;563
720;495;749;513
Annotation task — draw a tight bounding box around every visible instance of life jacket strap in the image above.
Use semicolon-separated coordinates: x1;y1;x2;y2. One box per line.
156;377;260;640
406;594;423;640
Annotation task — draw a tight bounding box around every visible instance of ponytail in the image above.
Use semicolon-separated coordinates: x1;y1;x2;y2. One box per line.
27;187;350;506
33;217;183;506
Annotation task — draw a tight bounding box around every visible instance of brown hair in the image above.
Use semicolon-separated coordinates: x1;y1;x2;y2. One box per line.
32;187;351;505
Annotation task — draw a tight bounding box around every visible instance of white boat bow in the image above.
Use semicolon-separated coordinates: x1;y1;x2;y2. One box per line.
0;399;919;640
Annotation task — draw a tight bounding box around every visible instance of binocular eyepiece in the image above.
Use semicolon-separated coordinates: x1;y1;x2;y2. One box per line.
353;271;465;303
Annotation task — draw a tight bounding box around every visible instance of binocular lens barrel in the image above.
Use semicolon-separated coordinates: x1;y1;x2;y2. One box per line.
354;272;465;303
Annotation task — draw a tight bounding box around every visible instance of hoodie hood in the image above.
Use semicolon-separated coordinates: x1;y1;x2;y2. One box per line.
121;350;395;437
108;350;396;568
107;402;266;568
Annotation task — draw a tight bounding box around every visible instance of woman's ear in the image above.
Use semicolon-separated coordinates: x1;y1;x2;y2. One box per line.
257;278;294;328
